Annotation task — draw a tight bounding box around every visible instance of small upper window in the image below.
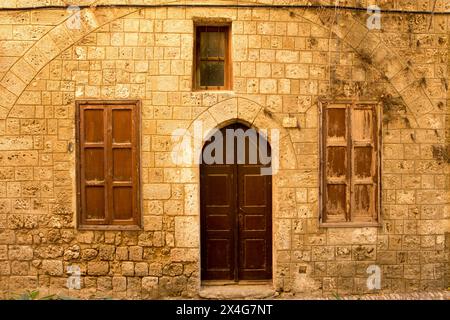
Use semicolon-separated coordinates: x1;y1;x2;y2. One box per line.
194;25;231;90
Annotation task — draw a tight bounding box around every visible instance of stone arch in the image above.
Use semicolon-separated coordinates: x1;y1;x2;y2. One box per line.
297;9;436;129
172;97;298;170
0;6;139;119
0;4;437;129
177;97;296;290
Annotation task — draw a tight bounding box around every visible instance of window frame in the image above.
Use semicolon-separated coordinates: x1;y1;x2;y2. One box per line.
193;24;232;91
76;100;142;231
318;100;382;228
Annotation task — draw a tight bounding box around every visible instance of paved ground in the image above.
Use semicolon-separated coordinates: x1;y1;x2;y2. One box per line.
199;285;450;300
280;291;450;300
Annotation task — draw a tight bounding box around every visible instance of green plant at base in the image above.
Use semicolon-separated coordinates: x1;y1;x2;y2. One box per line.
14;290;57;300
332;292;342;300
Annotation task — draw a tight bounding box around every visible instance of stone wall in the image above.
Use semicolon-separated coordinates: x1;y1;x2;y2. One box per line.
0;1;448;299
446;27;450;290
0;0;449;12
446;233;450;288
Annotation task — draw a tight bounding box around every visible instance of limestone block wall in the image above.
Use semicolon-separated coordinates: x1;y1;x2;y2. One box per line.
446;26;450;290
0;1;448;298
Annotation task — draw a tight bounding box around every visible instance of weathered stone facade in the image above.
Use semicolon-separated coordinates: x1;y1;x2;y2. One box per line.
0;0;449;299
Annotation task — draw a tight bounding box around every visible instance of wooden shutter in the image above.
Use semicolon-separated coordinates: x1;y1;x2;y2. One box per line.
77;101;140;229
351;104;379;223
322;104;350;223
320;101;380;226
79;105;107;225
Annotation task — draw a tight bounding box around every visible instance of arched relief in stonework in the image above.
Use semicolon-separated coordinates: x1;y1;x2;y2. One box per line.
172;97;297;171
1;6;440;130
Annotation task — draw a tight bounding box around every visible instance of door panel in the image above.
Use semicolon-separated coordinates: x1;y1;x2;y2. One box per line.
242;239;266;270
206;239;231;270
201;165;236;280
238;165;272;280
201;123;272;281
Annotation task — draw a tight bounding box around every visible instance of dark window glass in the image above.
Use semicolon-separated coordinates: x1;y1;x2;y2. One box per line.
200;61;225;87
196;26;230;89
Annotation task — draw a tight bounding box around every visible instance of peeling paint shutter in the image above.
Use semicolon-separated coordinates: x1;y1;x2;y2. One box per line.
323;104;349;223
351;104;379;223
321;102;380;225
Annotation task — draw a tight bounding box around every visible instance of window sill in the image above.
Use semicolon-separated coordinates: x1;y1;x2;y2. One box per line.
320;222;382;228
192;89;236;94
77;225;142;231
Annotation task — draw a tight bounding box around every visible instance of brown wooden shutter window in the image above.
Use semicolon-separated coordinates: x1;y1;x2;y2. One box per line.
76;100;141;230
320;101;381;227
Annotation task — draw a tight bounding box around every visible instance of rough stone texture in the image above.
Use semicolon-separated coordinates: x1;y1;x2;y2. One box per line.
446;232;450;289
282;290;450;300
0;1;448;299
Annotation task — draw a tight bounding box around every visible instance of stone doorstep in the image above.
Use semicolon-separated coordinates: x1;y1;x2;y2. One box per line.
199;282;276;300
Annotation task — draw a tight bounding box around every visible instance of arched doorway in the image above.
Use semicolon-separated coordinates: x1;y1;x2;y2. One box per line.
200;122;272;281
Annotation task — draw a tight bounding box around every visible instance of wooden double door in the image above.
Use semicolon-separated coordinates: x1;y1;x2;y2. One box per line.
200;123;272;281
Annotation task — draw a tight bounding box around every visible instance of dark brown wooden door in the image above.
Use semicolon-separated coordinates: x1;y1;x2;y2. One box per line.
201;123;272;281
